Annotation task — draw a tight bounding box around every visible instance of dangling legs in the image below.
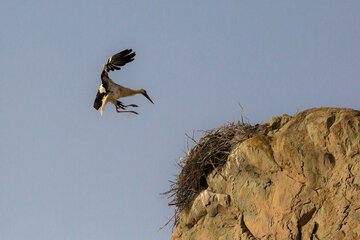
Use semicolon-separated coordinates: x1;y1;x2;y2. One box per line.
115;101;138;114
124;104;138;108
115;108;138;114
117;101;138;109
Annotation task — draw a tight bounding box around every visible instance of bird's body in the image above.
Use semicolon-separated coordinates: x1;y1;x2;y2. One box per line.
93;49;154;115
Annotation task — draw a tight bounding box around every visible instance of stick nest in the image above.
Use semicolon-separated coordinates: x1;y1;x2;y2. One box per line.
163;121;260;229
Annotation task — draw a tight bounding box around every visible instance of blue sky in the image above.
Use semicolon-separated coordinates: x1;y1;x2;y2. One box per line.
0;1;359;239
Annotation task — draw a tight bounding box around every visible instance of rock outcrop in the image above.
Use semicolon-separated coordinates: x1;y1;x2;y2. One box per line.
171;108;360;240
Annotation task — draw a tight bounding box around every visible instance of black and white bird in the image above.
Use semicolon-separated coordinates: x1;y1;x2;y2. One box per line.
93;49;154;115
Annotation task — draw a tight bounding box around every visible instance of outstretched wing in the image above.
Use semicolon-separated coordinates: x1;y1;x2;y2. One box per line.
104;49;136;72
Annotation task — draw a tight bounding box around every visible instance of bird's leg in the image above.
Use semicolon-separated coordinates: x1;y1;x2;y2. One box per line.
116;109;139;115
123;104;138;108
116;100;138;114
116;101;126;109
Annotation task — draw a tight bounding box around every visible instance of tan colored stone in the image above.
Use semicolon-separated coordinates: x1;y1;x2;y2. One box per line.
172;108;360;240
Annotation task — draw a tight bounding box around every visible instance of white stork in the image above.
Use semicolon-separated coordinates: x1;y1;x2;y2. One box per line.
93;49;154;115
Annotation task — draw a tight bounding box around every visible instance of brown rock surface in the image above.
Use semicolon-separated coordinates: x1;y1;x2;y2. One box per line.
171;108;360;240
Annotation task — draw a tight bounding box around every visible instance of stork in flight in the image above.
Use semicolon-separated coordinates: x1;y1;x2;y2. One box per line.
93;49;154;115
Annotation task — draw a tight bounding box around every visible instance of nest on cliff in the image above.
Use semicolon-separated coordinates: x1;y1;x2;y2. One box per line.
162;120;260;230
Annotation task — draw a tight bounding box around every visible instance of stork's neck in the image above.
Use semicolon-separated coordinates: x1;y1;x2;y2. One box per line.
127;88;144;96
118;88;144;98
101;70;109;78
134;89;144;94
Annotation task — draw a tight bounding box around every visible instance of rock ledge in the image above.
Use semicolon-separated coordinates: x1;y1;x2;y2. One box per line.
172;108;360;240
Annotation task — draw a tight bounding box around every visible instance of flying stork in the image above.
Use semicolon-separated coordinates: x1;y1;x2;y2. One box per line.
93;49;154;115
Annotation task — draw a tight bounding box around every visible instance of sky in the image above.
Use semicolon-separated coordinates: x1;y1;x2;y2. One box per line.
0;1;359;240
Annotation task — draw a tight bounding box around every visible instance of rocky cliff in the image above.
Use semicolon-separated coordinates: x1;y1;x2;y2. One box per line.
171;108;360;240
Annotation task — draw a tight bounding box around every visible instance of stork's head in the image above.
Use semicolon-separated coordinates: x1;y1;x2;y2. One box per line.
139;89;154;104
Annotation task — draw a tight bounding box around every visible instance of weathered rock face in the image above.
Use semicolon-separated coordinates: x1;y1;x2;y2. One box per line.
171;108;360;240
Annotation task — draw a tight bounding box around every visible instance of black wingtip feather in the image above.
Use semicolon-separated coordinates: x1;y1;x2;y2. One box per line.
104;49;136;72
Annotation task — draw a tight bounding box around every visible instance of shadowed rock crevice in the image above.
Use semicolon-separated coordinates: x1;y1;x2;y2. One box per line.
310;222;319;240
326;115;336;129
240;214;257;240
169;108;360;240
324;153;335;168
297;207;317;240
